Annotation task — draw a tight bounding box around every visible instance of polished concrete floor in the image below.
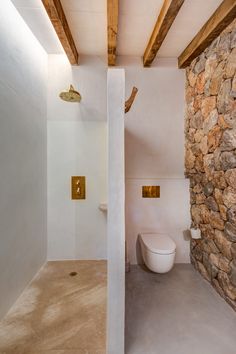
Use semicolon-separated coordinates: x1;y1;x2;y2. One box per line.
126;264;236;354
0;260;107;354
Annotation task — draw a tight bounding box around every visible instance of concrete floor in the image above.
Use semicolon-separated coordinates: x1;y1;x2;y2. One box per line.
126;264;236;354
0;260;107;354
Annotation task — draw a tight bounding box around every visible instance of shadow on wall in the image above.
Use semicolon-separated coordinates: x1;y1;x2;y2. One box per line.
70;59;106;121
183;229;191;241
136;235;143;265
125;128;161;177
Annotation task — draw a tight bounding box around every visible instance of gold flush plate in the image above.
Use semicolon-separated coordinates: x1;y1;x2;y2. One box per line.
142;186;160;198
71;176;86;200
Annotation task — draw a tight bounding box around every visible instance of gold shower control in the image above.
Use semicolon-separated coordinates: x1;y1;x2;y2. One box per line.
142;186;160;198
71;176;86;200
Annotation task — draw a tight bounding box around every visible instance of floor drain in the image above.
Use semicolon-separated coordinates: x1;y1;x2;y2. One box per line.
69;271;77;277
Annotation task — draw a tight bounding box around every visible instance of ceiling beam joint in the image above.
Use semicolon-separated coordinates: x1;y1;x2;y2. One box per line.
178;0;236;69
41;0;79;65
143;0;185;67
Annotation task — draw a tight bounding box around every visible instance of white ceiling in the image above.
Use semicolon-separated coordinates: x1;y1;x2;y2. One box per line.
61;0;107;56
11;0;223;61
157;0;223;57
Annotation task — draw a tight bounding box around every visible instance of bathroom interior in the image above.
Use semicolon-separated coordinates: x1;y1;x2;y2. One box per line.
0;1;236;354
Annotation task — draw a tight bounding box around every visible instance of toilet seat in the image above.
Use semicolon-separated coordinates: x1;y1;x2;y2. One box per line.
140;233;176;255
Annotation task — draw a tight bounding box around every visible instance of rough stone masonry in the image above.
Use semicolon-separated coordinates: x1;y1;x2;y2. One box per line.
185;19;236;311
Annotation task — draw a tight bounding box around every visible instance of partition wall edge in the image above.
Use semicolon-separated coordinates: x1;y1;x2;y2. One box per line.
107;68;126;354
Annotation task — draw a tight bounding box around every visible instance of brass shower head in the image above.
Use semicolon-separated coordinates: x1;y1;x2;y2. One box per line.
59;85;81;102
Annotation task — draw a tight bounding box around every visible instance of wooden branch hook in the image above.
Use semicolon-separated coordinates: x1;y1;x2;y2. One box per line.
125;87;138;114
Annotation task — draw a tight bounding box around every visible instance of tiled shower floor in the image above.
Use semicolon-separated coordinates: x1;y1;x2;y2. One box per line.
126;264;236;354
0;260;107;354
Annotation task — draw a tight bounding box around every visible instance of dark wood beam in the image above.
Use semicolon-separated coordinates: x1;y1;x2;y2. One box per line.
143;0;185;67
178;0;236;69
107;0;119;66
41;0;79;65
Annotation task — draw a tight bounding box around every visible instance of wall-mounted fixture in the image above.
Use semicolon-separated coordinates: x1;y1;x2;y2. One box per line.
190;228;201;239
59;85;81;102
142;186;160;198
125;87;138;113
71;176;86;200
99;203;107;212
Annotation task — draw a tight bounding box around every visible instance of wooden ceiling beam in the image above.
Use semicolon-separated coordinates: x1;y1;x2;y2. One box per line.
143;0;185;67
107;0;119;66
41;0;79;65
178;0;236;69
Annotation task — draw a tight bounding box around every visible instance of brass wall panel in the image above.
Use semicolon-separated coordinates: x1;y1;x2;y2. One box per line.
142;186;160;198
71;176;86;200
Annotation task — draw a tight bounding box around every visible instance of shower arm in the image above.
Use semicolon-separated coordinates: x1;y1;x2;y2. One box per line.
125;87;138;114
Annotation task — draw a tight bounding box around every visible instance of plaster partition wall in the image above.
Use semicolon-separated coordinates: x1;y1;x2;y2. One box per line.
0;1;47;318
122;57;191;264
47;55;107;260
185;19;236;311
107;69;125;354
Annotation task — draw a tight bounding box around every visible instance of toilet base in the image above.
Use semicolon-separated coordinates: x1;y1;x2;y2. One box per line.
142;248;175;273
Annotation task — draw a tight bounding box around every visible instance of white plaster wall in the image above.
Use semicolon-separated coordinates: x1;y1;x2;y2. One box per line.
47;121;107;260
126;179;190;264
47;55;107;260
121;57;191;264
107;69;125;354
0;1;47;318
47;55;190;263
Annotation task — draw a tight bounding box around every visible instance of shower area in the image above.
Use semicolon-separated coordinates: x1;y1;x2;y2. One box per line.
0;4;126;349
0;54;108;353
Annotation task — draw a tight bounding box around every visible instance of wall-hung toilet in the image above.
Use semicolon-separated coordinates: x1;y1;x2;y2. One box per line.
139;233;176;273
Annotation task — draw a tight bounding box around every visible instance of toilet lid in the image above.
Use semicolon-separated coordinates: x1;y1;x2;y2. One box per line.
140;233;176;255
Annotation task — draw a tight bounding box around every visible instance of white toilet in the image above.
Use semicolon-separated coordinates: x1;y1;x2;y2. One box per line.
139;233;176;273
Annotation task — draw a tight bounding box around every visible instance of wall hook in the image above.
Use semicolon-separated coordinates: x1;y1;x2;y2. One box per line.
125;87;138;114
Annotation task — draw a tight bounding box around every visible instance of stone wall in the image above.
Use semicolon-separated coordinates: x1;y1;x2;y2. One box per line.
185;19;236;311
